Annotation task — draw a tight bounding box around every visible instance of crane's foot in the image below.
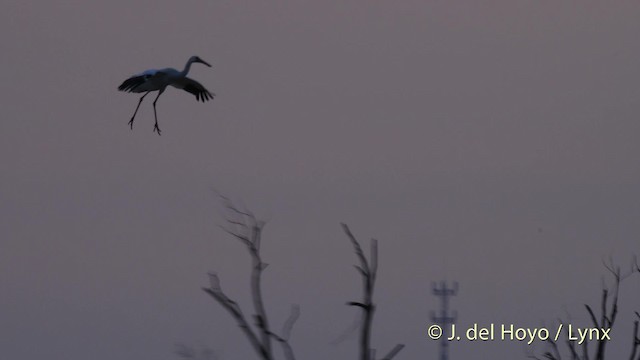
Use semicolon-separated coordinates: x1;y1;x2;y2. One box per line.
153;123;162;136
128;118;135;130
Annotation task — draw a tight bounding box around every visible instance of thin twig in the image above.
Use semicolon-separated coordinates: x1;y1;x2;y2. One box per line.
202;273;267;359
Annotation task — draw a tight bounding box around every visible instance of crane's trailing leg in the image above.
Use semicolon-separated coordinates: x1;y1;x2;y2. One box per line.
128;91;151;130
152;88;165;136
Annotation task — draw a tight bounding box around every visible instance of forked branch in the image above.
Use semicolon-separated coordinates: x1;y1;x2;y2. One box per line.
529;258;638;360
204;197;298;360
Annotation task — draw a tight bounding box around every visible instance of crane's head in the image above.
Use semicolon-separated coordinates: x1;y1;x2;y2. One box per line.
189;55;212;68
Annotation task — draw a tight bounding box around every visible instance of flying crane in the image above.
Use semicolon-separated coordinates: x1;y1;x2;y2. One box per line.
118;56;214;135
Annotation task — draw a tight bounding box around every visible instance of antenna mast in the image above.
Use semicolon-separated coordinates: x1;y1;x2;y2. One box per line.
431;281;458;360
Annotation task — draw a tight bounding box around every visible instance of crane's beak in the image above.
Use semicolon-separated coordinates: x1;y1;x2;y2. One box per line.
199;59;212;67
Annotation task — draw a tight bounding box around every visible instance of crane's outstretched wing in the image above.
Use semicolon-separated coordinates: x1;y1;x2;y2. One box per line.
118;70;167;93
171;77;215;102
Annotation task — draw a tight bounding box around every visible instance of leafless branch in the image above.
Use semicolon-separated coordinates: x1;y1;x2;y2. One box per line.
202;277;267;359
585;305;598;329
282;304;300;341
550;338;563;360
629;313;639;360
342;223;403;360
380;344;405;360
264;304;299;360
204;197;298;360
330;313;362;345
533;258;638;360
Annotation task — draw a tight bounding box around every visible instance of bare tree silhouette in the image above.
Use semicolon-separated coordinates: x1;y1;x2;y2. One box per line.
528;258;639;360
202;195;296;360
200;196;405;360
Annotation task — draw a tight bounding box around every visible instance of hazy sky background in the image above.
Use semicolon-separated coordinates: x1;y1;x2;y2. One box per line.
1;1;640;359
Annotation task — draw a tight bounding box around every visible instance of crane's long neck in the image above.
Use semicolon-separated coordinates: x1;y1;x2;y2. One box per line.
180;59;196;76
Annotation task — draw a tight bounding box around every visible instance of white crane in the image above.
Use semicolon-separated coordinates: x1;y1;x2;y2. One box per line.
118;55;214;135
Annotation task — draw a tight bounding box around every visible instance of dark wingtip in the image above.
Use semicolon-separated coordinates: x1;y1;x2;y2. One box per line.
118;76;146;93
195;90;215;102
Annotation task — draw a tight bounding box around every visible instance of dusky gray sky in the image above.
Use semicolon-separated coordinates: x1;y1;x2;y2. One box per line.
1;1;639;359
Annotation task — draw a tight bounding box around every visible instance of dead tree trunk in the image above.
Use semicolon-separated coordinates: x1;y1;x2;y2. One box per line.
342;223;405;360
202;197;298;360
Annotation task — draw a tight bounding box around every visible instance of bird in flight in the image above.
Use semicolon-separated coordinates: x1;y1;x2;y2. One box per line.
118;55;214;135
